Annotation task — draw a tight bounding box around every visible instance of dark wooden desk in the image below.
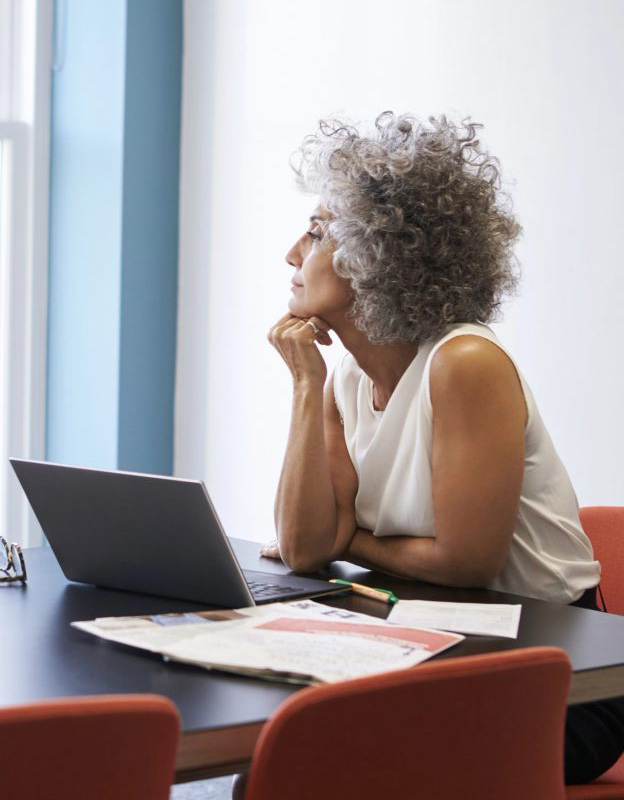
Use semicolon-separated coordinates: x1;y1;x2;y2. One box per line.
2;541;624;783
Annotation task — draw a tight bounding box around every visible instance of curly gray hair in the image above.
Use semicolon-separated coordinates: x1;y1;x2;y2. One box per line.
291;112;522;344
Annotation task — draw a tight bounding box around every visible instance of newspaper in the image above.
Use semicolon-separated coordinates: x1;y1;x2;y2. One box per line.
388;599;522;638
72;600;464;685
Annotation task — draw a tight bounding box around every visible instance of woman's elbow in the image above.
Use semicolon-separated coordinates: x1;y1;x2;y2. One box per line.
280;546;328;574
437;552;503;589
456;564;500;588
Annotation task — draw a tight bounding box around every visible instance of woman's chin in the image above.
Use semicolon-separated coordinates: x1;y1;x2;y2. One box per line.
288;296;310;317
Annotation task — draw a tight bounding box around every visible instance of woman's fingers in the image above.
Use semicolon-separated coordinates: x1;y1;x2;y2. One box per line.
273;319;324;350
305;316;333;346
272;315;332;345
306;316;330;333
267;314;302;344
267;314;332;341
259;539;282;560
267;313;331;384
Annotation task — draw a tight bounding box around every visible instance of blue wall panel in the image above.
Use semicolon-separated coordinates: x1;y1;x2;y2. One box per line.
47;0;182;475
118;0;182;474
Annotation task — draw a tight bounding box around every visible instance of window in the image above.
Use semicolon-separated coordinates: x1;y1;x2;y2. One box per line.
0;0;51;545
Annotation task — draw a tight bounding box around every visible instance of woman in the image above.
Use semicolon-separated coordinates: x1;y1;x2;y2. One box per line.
253;112;624;787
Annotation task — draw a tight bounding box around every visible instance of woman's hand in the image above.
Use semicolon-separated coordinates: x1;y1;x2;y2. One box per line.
259;539;282;560
267;313;332;386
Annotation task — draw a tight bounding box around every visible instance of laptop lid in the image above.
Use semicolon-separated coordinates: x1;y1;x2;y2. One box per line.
10;459;295;608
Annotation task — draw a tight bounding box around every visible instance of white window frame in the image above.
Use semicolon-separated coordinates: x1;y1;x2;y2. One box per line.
0;0;52;546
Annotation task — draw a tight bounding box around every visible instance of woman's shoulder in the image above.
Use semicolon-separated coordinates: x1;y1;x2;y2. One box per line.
427;324;513;374
433;329;509;366
430;333;518;389
427;326;529;425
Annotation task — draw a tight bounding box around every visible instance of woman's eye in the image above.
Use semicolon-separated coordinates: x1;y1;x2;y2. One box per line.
306;228;321;241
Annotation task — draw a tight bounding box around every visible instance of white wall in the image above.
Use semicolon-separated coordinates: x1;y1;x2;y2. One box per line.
176;0;624;544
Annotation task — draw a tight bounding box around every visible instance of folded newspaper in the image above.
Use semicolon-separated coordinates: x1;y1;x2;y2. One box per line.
72;600;464;685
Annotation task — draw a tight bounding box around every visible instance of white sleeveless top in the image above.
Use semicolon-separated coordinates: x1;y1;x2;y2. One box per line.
333;322;600;603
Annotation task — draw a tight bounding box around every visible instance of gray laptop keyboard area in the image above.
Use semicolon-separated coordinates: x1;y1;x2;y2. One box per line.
244;577;300;601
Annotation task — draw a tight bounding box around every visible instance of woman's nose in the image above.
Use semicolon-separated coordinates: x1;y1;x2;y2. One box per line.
285;241;301;268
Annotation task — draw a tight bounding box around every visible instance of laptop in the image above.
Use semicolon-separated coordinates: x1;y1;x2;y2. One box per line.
10;459;345;608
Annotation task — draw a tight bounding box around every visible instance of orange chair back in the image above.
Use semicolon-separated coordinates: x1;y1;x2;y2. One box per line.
577;507;624;789
580;507;624;616
244;647;571;800
0;694;179;800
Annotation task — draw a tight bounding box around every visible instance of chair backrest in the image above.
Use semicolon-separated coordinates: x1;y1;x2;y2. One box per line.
244;647;570;800
579;506;624;615
0;694;179;800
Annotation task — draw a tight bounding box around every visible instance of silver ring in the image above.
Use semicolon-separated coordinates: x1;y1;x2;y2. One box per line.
305;320;320;335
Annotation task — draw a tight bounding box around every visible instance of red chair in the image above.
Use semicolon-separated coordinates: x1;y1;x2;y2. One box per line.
580;507;624;615
571;506;624;791
0;694;179;800
243;647;572;800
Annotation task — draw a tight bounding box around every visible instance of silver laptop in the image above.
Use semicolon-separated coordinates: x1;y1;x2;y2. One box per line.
10;459;343;607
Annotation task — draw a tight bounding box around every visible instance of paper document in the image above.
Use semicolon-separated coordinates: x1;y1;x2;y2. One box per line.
388;600;522;638
72;599;464;685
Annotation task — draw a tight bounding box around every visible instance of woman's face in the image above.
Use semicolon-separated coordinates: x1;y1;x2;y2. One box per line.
286;206;352;322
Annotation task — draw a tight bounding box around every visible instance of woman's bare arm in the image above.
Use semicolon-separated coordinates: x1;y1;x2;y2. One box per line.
344;336;527;587
270;315;357;572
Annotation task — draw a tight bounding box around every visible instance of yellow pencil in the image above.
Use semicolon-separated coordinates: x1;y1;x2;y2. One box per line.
329;579;398;604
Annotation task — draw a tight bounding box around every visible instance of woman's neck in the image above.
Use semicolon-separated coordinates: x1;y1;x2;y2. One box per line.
332;320;419;411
